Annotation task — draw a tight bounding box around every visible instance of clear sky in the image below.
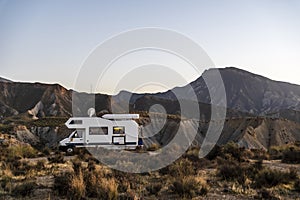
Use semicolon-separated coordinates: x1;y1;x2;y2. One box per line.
0;0;300;94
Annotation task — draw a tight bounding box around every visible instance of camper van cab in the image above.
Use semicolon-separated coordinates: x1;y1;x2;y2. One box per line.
59;114;141;154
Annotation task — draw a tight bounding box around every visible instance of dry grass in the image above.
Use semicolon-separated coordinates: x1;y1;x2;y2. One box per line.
69;170;86;200
171;176;209;198
12;180;36;197
254;168;297;188
84;170;118;199
6;145;38;160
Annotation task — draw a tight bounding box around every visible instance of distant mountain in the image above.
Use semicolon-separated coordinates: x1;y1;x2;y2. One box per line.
1;67;300;120
155;67;300;115
0;81;111;118
1;67;300;149
0;77;12;83
147;116;300;150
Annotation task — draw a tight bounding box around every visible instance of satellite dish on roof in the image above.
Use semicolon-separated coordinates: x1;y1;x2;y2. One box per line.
87;108;96;117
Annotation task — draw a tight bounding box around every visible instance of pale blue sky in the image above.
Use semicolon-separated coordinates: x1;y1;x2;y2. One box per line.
0;0;300;94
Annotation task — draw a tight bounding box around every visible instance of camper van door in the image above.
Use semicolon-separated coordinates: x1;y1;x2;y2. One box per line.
86;126;110;145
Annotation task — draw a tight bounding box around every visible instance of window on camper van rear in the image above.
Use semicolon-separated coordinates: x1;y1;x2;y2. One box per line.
113;126;125;134
89;127;108;135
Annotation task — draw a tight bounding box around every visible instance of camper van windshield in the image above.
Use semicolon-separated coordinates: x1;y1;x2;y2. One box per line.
72;130;83;138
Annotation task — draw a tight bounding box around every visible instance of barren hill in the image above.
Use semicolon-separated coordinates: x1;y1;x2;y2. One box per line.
1;67;300;149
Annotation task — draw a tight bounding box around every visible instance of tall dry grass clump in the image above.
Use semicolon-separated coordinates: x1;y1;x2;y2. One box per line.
69;170;86;200
84;170;118;200
171;176;209;198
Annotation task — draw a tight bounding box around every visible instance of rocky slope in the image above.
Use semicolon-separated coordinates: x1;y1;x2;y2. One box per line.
154;67;300;115
139;115;300;150
1;67;300;149
0;81;111;118
1;67;300;119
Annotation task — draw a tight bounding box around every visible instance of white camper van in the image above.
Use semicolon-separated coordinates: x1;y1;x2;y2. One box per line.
59;113;142;154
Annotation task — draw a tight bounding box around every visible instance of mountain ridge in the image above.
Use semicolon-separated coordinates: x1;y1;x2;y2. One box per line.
1;67;300;120
1;67;300;149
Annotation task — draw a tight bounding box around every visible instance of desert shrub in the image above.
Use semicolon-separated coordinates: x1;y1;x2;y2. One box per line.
269;143;300;162
111;170;131;193
160;158;195;177
147;143;160;151
216;158;265;187
76;148;97;162
246;159;264;179
205;142;249;161
269;146;283;160
222;141;247;161
205;145;222;160
294;179;300;192
1;175;13;192
87;159;97;171
11;160;32;176
72;159;82;174
84;171;99;197
7;145;38;160
184;147;200;162
282;147;300;164
48;152;64;163
84;171;118;199
54;172;73;196
254;168;295;188
12;180;36;197
258;189;279;200
0;162;13;177
41;147;51;156
146;182;162;195
217;159;245;181
35;159;46;170
171;176;208;198
249;148;269;160
100;178;118;200
69;170;86;200
194;158;215;169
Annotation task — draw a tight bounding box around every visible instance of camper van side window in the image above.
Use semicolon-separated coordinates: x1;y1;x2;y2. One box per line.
113;126;125;134
89;127;108;135
70;120;83;124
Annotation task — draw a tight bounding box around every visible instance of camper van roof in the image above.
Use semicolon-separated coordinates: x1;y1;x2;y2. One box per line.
102;114;139;120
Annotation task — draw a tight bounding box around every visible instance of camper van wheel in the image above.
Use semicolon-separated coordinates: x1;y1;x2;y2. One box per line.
66;147;74;155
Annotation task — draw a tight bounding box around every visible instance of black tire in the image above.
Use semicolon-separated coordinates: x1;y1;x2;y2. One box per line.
66;146;74;155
